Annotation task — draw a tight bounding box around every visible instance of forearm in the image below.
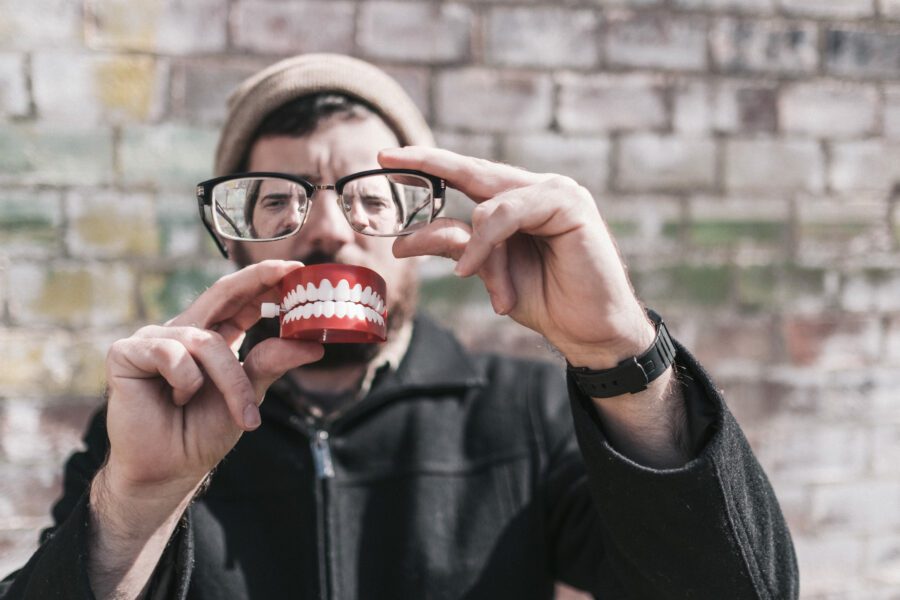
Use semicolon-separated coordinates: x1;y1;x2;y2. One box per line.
590;368;691;468
87;467;198;599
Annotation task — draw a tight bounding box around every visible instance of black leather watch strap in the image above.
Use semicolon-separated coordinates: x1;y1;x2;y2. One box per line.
567;309;676;398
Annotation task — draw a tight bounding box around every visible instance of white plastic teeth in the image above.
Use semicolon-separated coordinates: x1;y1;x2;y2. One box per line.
281;279;386;326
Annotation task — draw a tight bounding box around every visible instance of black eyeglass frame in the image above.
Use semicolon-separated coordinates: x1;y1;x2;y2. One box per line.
196;168;446;258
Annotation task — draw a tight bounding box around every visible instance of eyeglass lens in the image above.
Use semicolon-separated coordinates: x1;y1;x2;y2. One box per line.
211;174;434;240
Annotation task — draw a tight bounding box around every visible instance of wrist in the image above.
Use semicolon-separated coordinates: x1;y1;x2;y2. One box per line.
561;311;657;370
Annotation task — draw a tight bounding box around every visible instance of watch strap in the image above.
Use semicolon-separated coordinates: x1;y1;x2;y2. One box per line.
567;309;676;398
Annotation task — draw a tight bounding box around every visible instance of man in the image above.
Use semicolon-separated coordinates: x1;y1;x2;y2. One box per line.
1;54;798;599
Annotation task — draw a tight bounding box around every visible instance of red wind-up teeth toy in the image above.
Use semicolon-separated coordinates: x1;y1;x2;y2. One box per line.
261;264;387;343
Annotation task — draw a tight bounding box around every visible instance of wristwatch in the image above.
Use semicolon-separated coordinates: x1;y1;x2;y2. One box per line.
567;309;676;398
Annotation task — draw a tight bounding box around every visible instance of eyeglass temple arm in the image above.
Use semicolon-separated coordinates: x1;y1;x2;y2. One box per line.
197;196;230;258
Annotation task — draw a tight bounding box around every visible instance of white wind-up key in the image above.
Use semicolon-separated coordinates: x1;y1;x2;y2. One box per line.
261;302;282;318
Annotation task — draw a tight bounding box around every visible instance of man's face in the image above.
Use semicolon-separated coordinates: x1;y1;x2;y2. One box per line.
230;113;419;364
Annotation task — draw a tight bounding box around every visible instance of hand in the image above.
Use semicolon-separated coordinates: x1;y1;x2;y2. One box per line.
380;147;654;369
102;260;324;499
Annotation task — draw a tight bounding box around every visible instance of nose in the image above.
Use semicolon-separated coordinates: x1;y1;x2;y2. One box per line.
301;189;355;254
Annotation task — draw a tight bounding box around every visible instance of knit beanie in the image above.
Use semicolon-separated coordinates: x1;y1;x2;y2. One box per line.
214;53;435;177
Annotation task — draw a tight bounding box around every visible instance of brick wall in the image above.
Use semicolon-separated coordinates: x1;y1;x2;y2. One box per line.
1;0;899;596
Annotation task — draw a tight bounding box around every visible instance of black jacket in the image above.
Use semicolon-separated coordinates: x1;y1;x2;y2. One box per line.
1;315;798;599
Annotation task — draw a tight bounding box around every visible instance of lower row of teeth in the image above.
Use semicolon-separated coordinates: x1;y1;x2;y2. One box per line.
284;301;385;326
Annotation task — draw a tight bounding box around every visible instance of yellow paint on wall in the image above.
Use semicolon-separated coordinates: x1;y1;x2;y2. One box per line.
73;205;159;256
95;56;157;120
86;0;162;50
34;269;95;321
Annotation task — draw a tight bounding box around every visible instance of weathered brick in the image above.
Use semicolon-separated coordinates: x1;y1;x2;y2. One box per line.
68;333;121;396
605;12;707;71
883;85;900;139
0;397;98;465
781;81;878;138
0;124;114;187
154;193;208;259
617;135;717;192
359;2;472;63
829;140;900;192
0;528;48;580
0;53;28;117
486;7;598;68
797;196;890;262
675;80;778;134
169;61;262;125
0;190;63;258
599;195;682;259
86;0;227;55
674;0;773;9
379;65;431;122
812;481;900;534
32;52;166;124
501;134;610;196
872;426;900;476
231;1;355;56
0;331;72;395
119;124;219;189
65;189;160;258
434;131;497;163
435;69;553;132
557;73;667;133
793;534;865;594
139;264;233;322
633;265;733;307
781;0;875;18
781;313;881;369
885;0;900;18
756;421;869;484
712;19;819;75
825;28;900;79
868;535;900;586
840;269;900;312
725;139;824;193
0;0;81;50
687;196;790;250
7;262;135;328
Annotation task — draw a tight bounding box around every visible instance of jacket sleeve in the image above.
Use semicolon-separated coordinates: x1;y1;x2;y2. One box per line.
0;407;195;600
542;340;799;599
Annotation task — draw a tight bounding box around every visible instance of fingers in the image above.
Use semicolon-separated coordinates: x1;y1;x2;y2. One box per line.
242;338;325;399
107;337;204;406
168;260;302;330
378;146;548;202
131;325;260;431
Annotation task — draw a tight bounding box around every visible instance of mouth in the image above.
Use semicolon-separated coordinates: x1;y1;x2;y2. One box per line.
279;264;388;343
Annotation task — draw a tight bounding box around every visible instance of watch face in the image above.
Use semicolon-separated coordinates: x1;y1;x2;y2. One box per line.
278;263;387;343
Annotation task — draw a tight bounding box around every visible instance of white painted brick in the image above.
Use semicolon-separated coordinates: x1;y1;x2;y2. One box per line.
434;131;497;162
812;481;900;534
617;135;717;192
32;52;167;124
882;85;900;140
675;0;773;9
7;262;135;328
712;19;819;75
65;189;160;258
872;426;900;476
154;193;207;258
794;534;865;594
169;61;262;125
86;0;227;55
435;69;553;132
606;12;708;71
119;124;219;189
780;0;875;18
359;2;472;63
756;422;868;484
885;0;900;17
841;271;900;312
781;81;878;138
557;73;667;134
380;66;431;122
826;28;900;79
0;189;63;259
232;1;354;55
0;331;72;395
0;0;81;50
0;53;28;117
676;80;778;135
486;7;598;68
501;133;610;195
725;138;824;193
830;140;900;193
0;124;114;187
868;535;900;586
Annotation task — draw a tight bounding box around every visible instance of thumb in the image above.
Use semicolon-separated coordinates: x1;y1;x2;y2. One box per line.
242;338;325;400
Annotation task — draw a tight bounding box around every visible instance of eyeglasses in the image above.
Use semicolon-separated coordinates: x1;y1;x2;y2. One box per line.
196;169;446;258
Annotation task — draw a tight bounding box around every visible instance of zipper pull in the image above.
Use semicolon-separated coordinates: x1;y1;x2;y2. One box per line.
311;430;335;479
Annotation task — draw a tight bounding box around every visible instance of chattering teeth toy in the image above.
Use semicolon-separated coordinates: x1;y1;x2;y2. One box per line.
261;264;387;343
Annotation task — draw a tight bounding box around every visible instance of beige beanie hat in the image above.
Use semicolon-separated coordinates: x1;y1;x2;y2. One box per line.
214;54;435;177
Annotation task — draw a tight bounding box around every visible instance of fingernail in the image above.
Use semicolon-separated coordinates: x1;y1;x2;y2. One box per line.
243;404;261;429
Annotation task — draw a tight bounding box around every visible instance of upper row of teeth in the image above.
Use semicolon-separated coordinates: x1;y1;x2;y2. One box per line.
283;279;384;313
284;301;385;326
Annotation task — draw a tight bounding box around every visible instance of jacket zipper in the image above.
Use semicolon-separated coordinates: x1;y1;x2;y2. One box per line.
291;416;336;598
